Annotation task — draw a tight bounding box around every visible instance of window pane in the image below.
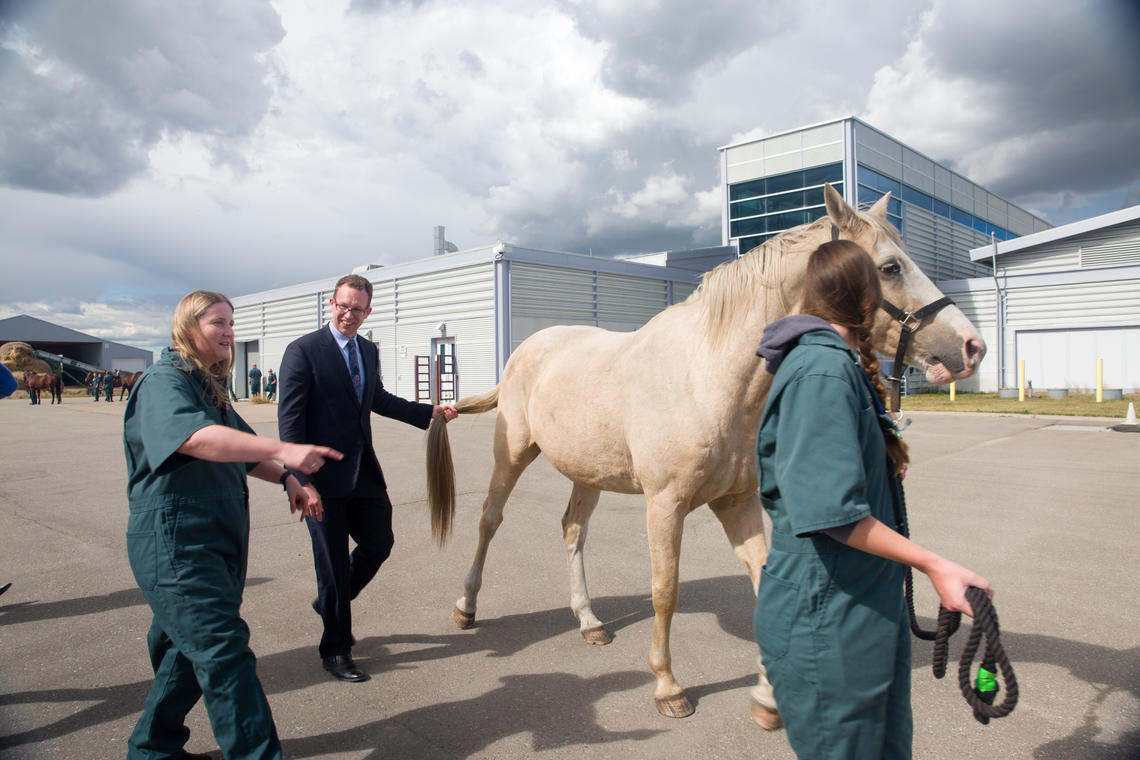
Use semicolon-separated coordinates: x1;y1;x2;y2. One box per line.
730;198;765;219
806;206;828;222
738;235;766;254
858;165;900;196
933;198;950;217
859;186;884;205
766;170;803;195
901;184;932;210
951;206;972;226
771;210;806;230
730;178;766;201
803;162;843;187
767;190;805;213
803;186;825;207
731;217;767;237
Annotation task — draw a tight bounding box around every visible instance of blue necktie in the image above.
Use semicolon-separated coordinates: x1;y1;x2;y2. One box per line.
347;338;363;403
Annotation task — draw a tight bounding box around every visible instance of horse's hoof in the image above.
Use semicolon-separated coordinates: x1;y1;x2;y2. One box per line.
581;626;612;646
655;694;695;718
452;606;476;629
750;697;782;730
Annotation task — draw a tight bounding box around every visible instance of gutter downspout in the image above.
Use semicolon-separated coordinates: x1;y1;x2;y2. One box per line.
991;233;1005;390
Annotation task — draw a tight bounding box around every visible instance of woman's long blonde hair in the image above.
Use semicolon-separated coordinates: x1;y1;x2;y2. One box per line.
800;240;909;472
170;290;234;409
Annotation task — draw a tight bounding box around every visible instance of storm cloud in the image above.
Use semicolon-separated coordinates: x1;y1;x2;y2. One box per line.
0;0;1135;353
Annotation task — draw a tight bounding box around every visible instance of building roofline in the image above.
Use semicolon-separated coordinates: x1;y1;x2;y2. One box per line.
231;242;702;307
718;116;855;152
969;204;1140;261
0;314;153;355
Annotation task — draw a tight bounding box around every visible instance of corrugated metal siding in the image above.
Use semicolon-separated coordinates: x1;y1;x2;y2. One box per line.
263;295;321;338
597;272;669;322
512;263;597;322
1005;280;1140;327
395;263;495;323
902;206;990;280
509;262;677;349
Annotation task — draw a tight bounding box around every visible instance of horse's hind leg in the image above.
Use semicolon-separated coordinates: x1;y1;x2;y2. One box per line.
561;484;610;644
708;492;781;730
452;431;540;629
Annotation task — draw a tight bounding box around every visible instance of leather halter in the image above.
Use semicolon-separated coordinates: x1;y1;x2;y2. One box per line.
829;223;955;412
880;296;955;412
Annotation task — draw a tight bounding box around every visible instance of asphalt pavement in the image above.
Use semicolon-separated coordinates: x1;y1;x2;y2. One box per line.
0;396;1137;759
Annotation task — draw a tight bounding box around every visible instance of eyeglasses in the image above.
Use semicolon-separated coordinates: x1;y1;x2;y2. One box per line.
332;302;367;317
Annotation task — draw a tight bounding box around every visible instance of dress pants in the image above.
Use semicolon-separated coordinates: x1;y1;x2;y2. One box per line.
307;459;394;659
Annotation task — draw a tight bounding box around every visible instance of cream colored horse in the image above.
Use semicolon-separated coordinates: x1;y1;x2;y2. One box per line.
426;183;985;725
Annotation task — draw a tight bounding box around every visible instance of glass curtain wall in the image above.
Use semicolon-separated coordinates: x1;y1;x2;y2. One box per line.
728;162;844;255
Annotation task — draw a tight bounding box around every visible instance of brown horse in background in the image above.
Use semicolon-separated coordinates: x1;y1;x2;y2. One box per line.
117;371;143;400
24;371;61;405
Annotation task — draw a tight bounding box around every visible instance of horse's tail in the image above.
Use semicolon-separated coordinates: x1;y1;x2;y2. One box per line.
426;386;501;546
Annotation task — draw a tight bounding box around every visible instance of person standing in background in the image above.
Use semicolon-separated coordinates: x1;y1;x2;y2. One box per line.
248;364;261;399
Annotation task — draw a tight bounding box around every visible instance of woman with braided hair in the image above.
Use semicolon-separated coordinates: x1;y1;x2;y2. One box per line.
753;240;993;759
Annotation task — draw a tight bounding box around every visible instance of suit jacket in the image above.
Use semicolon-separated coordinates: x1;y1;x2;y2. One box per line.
277;325;433;499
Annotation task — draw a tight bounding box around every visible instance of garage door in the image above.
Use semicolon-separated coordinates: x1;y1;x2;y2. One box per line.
1015;326;1139;390
112;358;147;372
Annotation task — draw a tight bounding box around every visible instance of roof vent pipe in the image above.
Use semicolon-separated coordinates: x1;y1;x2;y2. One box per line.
433;226;458;256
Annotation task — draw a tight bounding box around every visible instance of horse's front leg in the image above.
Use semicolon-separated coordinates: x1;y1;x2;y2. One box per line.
645;492;693;718
709;492;781;730
562;483;609;644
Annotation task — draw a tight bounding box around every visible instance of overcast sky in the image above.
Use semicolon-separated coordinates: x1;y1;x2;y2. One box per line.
2;0;1138;357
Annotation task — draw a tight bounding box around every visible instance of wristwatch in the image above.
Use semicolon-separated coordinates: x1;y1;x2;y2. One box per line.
279;470;291;491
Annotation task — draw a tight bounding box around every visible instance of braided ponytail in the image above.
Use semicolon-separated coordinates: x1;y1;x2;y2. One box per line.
856;327;909;473
801;240;909;474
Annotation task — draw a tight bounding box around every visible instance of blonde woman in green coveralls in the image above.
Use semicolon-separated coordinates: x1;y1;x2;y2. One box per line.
753;241;993;759
124;291;342;760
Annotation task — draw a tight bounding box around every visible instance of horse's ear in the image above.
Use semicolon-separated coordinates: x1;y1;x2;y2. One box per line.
867;191;891;220
824;183;862;233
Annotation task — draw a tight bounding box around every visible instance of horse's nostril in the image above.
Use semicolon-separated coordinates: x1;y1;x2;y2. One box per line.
965;338;983;361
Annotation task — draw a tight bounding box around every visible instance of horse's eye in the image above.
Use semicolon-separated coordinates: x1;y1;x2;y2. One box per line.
879;261;902;276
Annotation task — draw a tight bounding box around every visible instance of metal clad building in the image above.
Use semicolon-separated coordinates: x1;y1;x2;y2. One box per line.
718;117;1052;282
231;243;712;401
939;205;1140;392
0;314;153;378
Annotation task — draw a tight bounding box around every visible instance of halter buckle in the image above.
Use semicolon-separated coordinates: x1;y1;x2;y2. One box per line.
899;312;921;332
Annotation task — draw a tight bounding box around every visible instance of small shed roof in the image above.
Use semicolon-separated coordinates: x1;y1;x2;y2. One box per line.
970;204;1140;262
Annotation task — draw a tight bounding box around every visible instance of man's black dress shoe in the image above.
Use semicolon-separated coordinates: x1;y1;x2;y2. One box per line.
322;654;369;682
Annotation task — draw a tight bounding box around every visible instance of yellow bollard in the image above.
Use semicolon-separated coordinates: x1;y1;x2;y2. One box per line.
1096;358;1103;402
1018;360;1026;402
950;381;956;401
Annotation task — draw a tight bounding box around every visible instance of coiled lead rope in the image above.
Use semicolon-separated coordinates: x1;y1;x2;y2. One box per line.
890;475;1019;723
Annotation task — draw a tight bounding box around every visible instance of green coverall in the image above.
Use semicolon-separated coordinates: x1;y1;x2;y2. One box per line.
123;349;281;760
755;329;911;759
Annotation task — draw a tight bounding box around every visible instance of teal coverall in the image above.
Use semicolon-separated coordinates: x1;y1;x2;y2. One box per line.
123;349;281;760
755;329;911;759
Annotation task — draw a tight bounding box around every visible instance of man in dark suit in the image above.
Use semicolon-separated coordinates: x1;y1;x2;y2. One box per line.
278;274;457;682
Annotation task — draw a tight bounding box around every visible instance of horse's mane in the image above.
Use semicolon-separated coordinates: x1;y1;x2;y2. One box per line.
686;217;827;341
686;206;890;342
